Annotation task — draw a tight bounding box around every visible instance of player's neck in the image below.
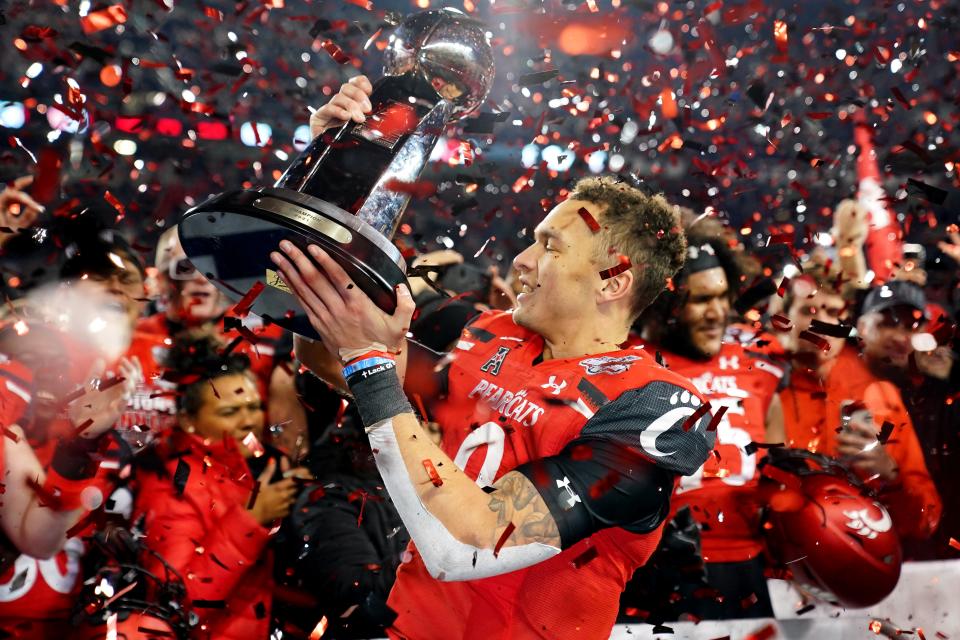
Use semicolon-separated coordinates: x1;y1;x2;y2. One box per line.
540;316;630;361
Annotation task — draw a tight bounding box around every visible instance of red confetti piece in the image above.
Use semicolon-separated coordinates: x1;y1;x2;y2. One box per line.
422;459;442;487
493;522;515;557
798;329;832;352
80;5;127;35
773;20;788;53
2;426;21;443
745;623;777;640
789;180;810;199
949;537;960;552
589;471;620;499
72;418;94;438
577;207;601;233
776;276;791;297
344;0;372;8
242;432;266;458
705;405;728;432
103;190;125;223
682;400;712;432
599;255;631;280
571;545;598;568
320;40;351;65
232;281;265;318
385;178;437;199
31;147;63;203
27;476;64;510
770;314;793;331
660;88;678;119
309;616;329;640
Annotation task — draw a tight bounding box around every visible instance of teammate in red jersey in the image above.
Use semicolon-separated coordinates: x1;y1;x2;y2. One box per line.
637;220;785;619
0;273;141;638
277;85;714;639
132;227;306;456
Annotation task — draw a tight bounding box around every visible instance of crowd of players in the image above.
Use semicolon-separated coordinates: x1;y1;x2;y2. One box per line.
0;78;956;640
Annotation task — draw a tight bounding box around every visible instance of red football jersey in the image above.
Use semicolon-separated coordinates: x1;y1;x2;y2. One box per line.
0;358;84;637
120;328;178;433
388;311;711;640
659;342;784;563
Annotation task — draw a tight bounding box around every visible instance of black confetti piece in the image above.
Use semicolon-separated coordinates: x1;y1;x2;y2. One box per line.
808;319;853;338
878;421;894;444
517;70;559;87
173;458;190;496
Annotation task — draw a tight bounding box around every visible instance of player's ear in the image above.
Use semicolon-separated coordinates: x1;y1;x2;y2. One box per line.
599;268;634;305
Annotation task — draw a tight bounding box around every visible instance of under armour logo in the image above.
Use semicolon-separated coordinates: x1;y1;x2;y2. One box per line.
479;346;510;376
540;376;567;395
556;476;581;510
718;355;739;370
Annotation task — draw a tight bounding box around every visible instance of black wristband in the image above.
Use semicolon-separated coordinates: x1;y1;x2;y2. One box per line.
346;362;414;428
50;436;102;480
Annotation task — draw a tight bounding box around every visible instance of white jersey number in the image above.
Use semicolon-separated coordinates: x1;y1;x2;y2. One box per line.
453;421;506;488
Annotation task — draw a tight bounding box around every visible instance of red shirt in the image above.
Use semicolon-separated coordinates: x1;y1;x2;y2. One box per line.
388;311;709;640
136;431;273;640
659;342;783;563
779;346;942;540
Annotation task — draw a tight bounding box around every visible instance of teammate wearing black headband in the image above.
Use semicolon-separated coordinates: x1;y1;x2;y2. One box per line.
637;216;786;620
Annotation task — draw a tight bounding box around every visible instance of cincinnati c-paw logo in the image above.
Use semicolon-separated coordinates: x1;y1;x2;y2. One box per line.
639;389;702;458
843;505;893;540
578;354;640;375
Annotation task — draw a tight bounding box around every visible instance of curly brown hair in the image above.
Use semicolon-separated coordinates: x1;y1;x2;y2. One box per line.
571;176;686;319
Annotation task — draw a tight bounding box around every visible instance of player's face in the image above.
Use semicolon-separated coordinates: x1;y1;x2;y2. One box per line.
915;344;953;380
163;243;229;325
785;288;847;360
85;256;146;331
678;267;730;358
857;306;923;370
170;274;229;325
184;373;265;444
511;199;603;337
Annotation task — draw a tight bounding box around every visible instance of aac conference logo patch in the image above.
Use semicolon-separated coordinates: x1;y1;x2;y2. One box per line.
578;355;640;376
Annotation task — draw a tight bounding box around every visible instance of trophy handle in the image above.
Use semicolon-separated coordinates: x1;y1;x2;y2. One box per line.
354;99;454;237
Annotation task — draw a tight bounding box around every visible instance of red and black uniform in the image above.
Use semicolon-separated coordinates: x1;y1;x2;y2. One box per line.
389;311;714;640
135;430;274;640
661;342;784;563
0;356;86;639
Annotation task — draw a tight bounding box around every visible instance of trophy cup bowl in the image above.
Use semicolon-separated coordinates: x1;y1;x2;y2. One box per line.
178;8;494;338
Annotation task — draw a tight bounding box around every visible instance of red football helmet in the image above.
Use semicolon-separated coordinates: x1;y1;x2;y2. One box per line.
760;448;902;608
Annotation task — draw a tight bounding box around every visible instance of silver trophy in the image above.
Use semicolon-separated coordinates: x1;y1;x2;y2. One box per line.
178;8;495;338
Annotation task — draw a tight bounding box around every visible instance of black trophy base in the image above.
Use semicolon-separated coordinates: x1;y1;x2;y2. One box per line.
178;187;407;339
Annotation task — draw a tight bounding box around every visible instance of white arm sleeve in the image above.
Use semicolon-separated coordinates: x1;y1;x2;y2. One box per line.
366;418;560;581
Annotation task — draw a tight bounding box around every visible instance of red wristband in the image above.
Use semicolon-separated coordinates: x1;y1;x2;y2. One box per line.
343;350;396;368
